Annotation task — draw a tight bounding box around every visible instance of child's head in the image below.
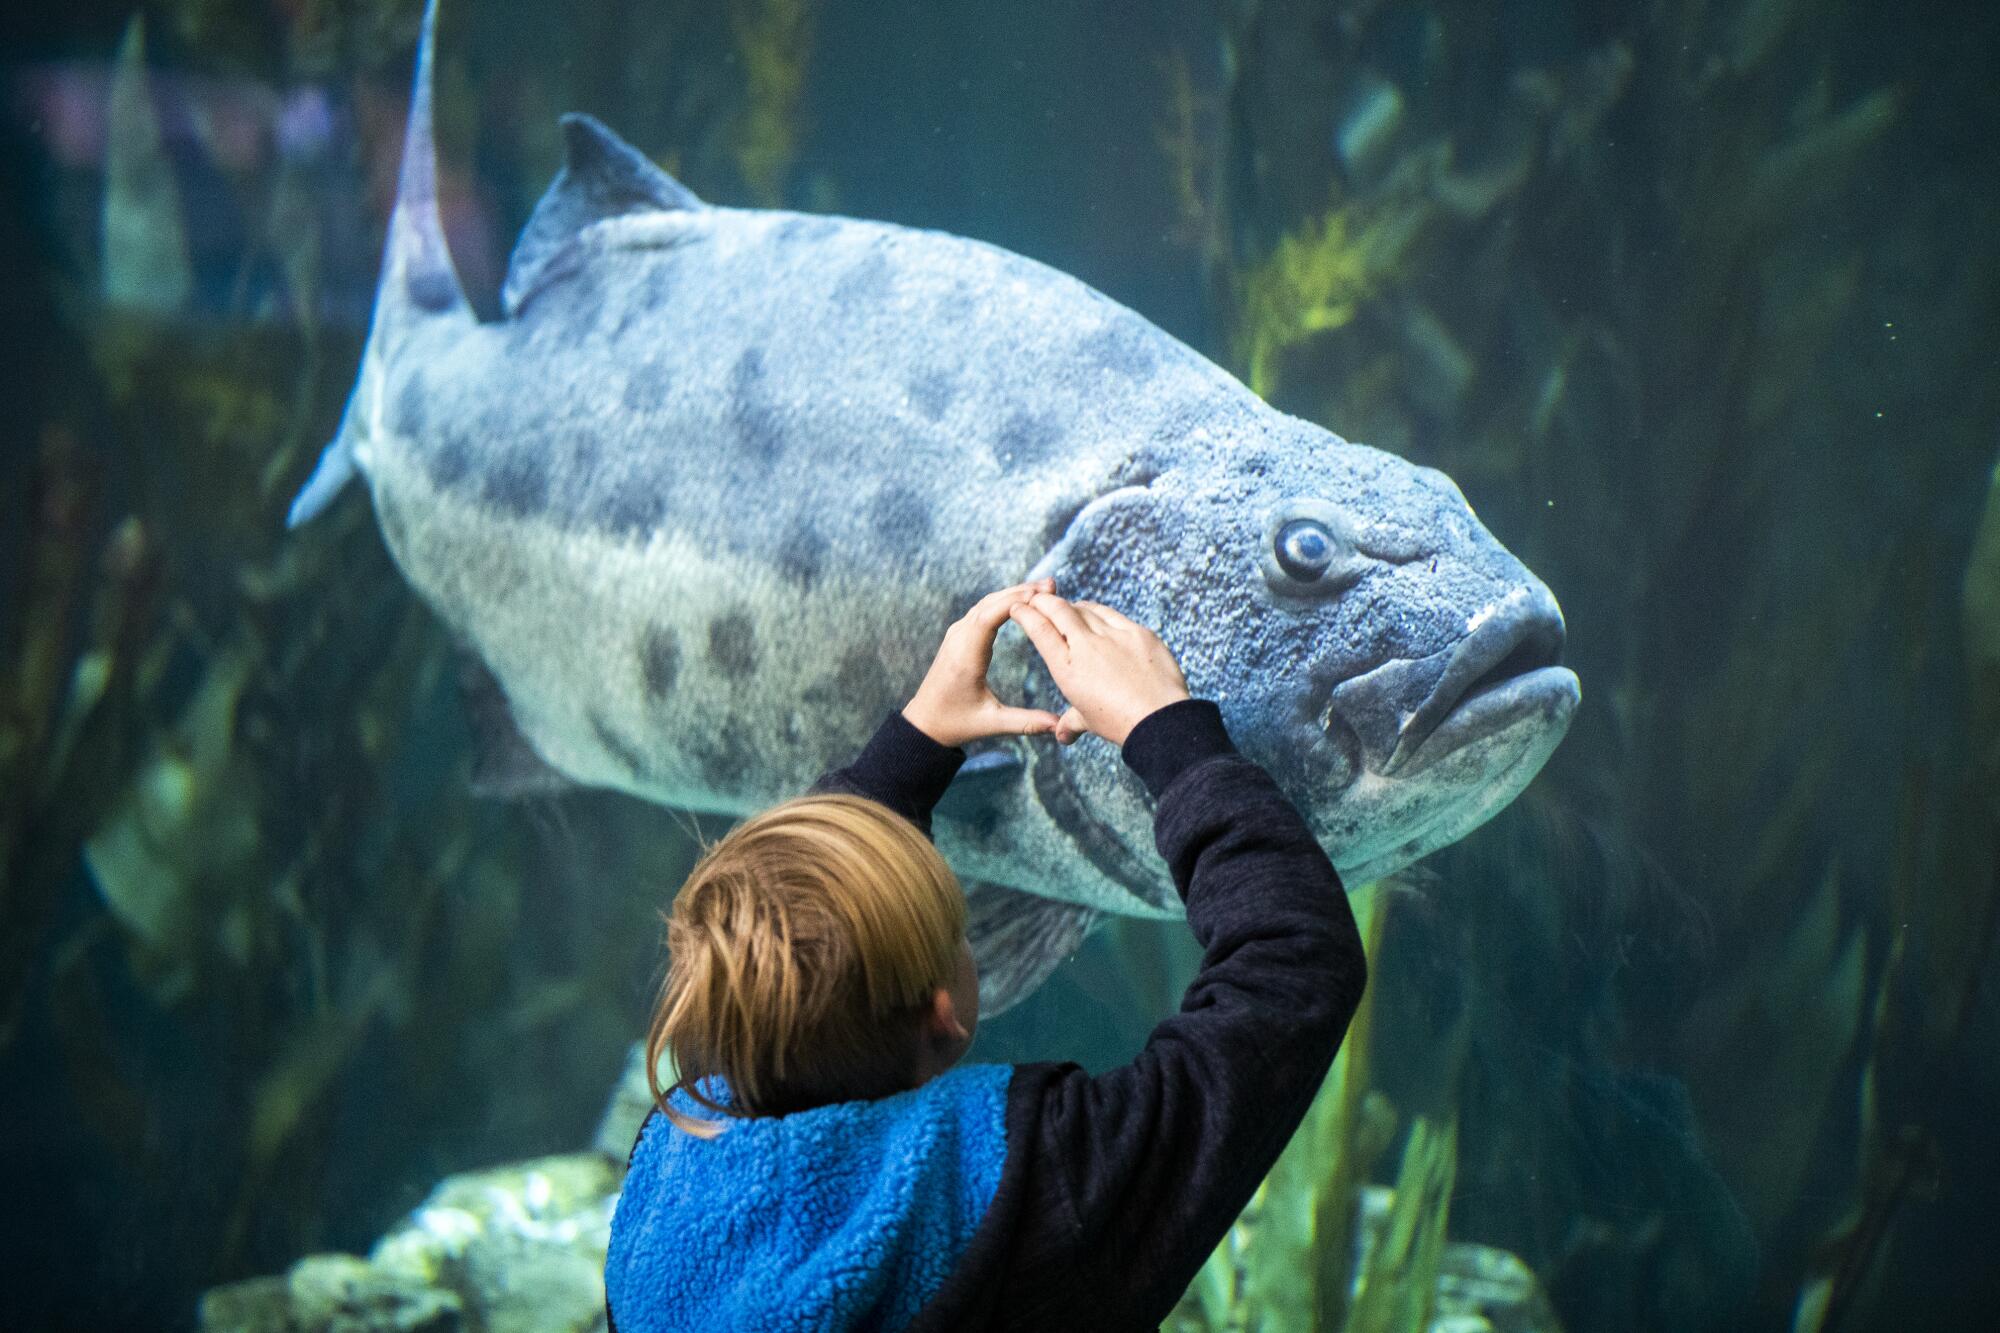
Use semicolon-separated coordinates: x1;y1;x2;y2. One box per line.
646;793;979;1136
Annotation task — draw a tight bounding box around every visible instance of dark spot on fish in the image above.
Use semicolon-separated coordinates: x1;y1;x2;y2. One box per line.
639;260;679;309
596;478;667;539
1237;451;1276;477
831;248;893;307
406;243;458;311
931;278;976;327
777;522;828;589
622;365;671;413
804;644;901;721
994;411;1063;472
590;710;653;781
1079;319;1161;380
560;430;605;502
707;610;759;678
607;264;672;338
868;483;933;550
395;372;428;438
702;731;756;787
482;448;551;517
907;370;958;422
727;349;785;466
639;625;680;700
427;430;474;489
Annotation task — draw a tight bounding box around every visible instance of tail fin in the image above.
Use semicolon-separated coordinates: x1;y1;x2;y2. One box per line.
288;0;468;528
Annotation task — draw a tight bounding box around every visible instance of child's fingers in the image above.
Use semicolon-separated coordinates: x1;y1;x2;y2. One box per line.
1070;602;1112;634
1054;706;1089;745
987;704;1061;735
966;583;1041;633
1008;602;1069;663
1028;591;1093;641
1074;600;1140;632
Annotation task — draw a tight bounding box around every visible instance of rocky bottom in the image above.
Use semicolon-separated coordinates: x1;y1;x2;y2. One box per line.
198;1050;1561;1333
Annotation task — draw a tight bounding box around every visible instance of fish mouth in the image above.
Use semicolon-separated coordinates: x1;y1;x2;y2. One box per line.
1323;586;1576;779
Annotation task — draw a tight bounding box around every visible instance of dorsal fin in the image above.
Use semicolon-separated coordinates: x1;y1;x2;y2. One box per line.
502;113;702;316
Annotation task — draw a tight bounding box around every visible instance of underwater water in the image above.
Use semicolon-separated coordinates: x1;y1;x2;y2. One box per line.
3;0;1997;1328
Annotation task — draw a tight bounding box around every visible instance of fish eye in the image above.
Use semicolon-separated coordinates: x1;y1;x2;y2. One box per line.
1275;519;1335;581
1261;498;1364;599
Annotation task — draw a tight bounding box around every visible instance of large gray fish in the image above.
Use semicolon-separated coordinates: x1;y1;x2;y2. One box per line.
291;0;1580;1010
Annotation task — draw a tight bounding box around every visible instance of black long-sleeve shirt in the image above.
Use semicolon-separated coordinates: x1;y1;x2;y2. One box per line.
808;699;1367;1330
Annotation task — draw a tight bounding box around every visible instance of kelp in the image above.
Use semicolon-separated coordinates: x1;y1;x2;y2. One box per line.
1232;200;1425;402
1161;0;1998;1325
1676;862;1869;1230
1161;890;1531;1333
1790;459;2000;1331
729;0;813;207
0;440;160;1050
1345;1115;1458;1333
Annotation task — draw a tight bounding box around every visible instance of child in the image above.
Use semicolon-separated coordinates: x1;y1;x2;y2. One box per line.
606;580;1367;1332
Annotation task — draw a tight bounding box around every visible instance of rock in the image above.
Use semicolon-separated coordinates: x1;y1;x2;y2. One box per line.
371;1155;618;1333
200;1253;463;1333
1350;1186;1564;1333
199;1156;616;1333
287;1255;463;1333
203;1068;1559;1333
1434;1237;1565;1333
196;1275;293;1333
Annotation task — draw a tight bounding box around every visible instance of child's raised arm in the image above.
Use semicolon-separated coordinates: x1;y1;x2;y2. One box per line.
954;593;1367;1330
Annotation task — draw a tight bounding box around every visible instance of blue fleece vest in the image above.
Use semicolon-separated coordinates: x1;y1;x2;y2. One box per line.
606;1063;1012;1332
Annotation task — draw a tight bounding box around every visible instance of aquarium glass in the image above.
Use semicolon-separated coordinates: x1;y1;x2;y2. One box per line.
2;0;1996;1329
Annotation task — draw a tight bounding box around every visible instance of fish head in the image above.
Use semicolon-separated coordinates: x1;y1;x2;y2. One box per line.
1036;412;1580;886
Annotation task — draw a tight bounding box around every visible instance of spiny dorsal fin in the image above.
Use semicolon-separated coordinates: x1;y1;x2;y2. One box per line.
502;113;702;316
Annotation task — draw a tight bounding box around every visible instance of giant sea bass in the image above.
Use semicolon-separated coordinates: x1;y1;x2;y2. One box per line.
290;0;1580;1010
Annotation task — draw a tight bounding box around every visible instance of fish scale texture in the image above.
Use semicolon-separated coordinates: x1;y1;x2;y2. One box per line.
606;1062;1012;1332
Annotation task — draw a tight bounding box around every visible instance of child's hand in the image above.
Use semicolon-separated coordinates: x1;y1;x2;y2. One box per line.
1007;593;1191;747
901;580;1065;748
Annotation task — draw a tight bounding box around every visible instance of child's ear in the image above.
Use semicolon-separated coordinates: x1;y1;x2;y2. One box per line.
924;986;969;1045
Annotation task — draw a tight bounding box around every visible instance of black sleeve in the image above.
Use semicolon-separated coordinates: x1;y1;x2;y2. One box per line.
805;709;967;840
1009;698;1368;1328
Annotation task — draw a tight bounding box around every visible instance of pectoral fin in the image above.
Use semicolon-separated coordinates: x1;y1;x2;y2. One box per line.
936;745;1025;839
963;879;1100;1015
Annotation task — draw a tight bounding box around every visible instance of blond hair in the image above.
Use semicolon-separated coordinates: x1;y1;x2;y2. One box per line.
646;793;966;1137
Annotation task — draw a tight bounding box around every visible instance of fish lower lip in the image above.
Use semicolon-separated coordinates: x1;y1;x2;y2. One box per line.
1380;592;1567;776
1381;665;1580;778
